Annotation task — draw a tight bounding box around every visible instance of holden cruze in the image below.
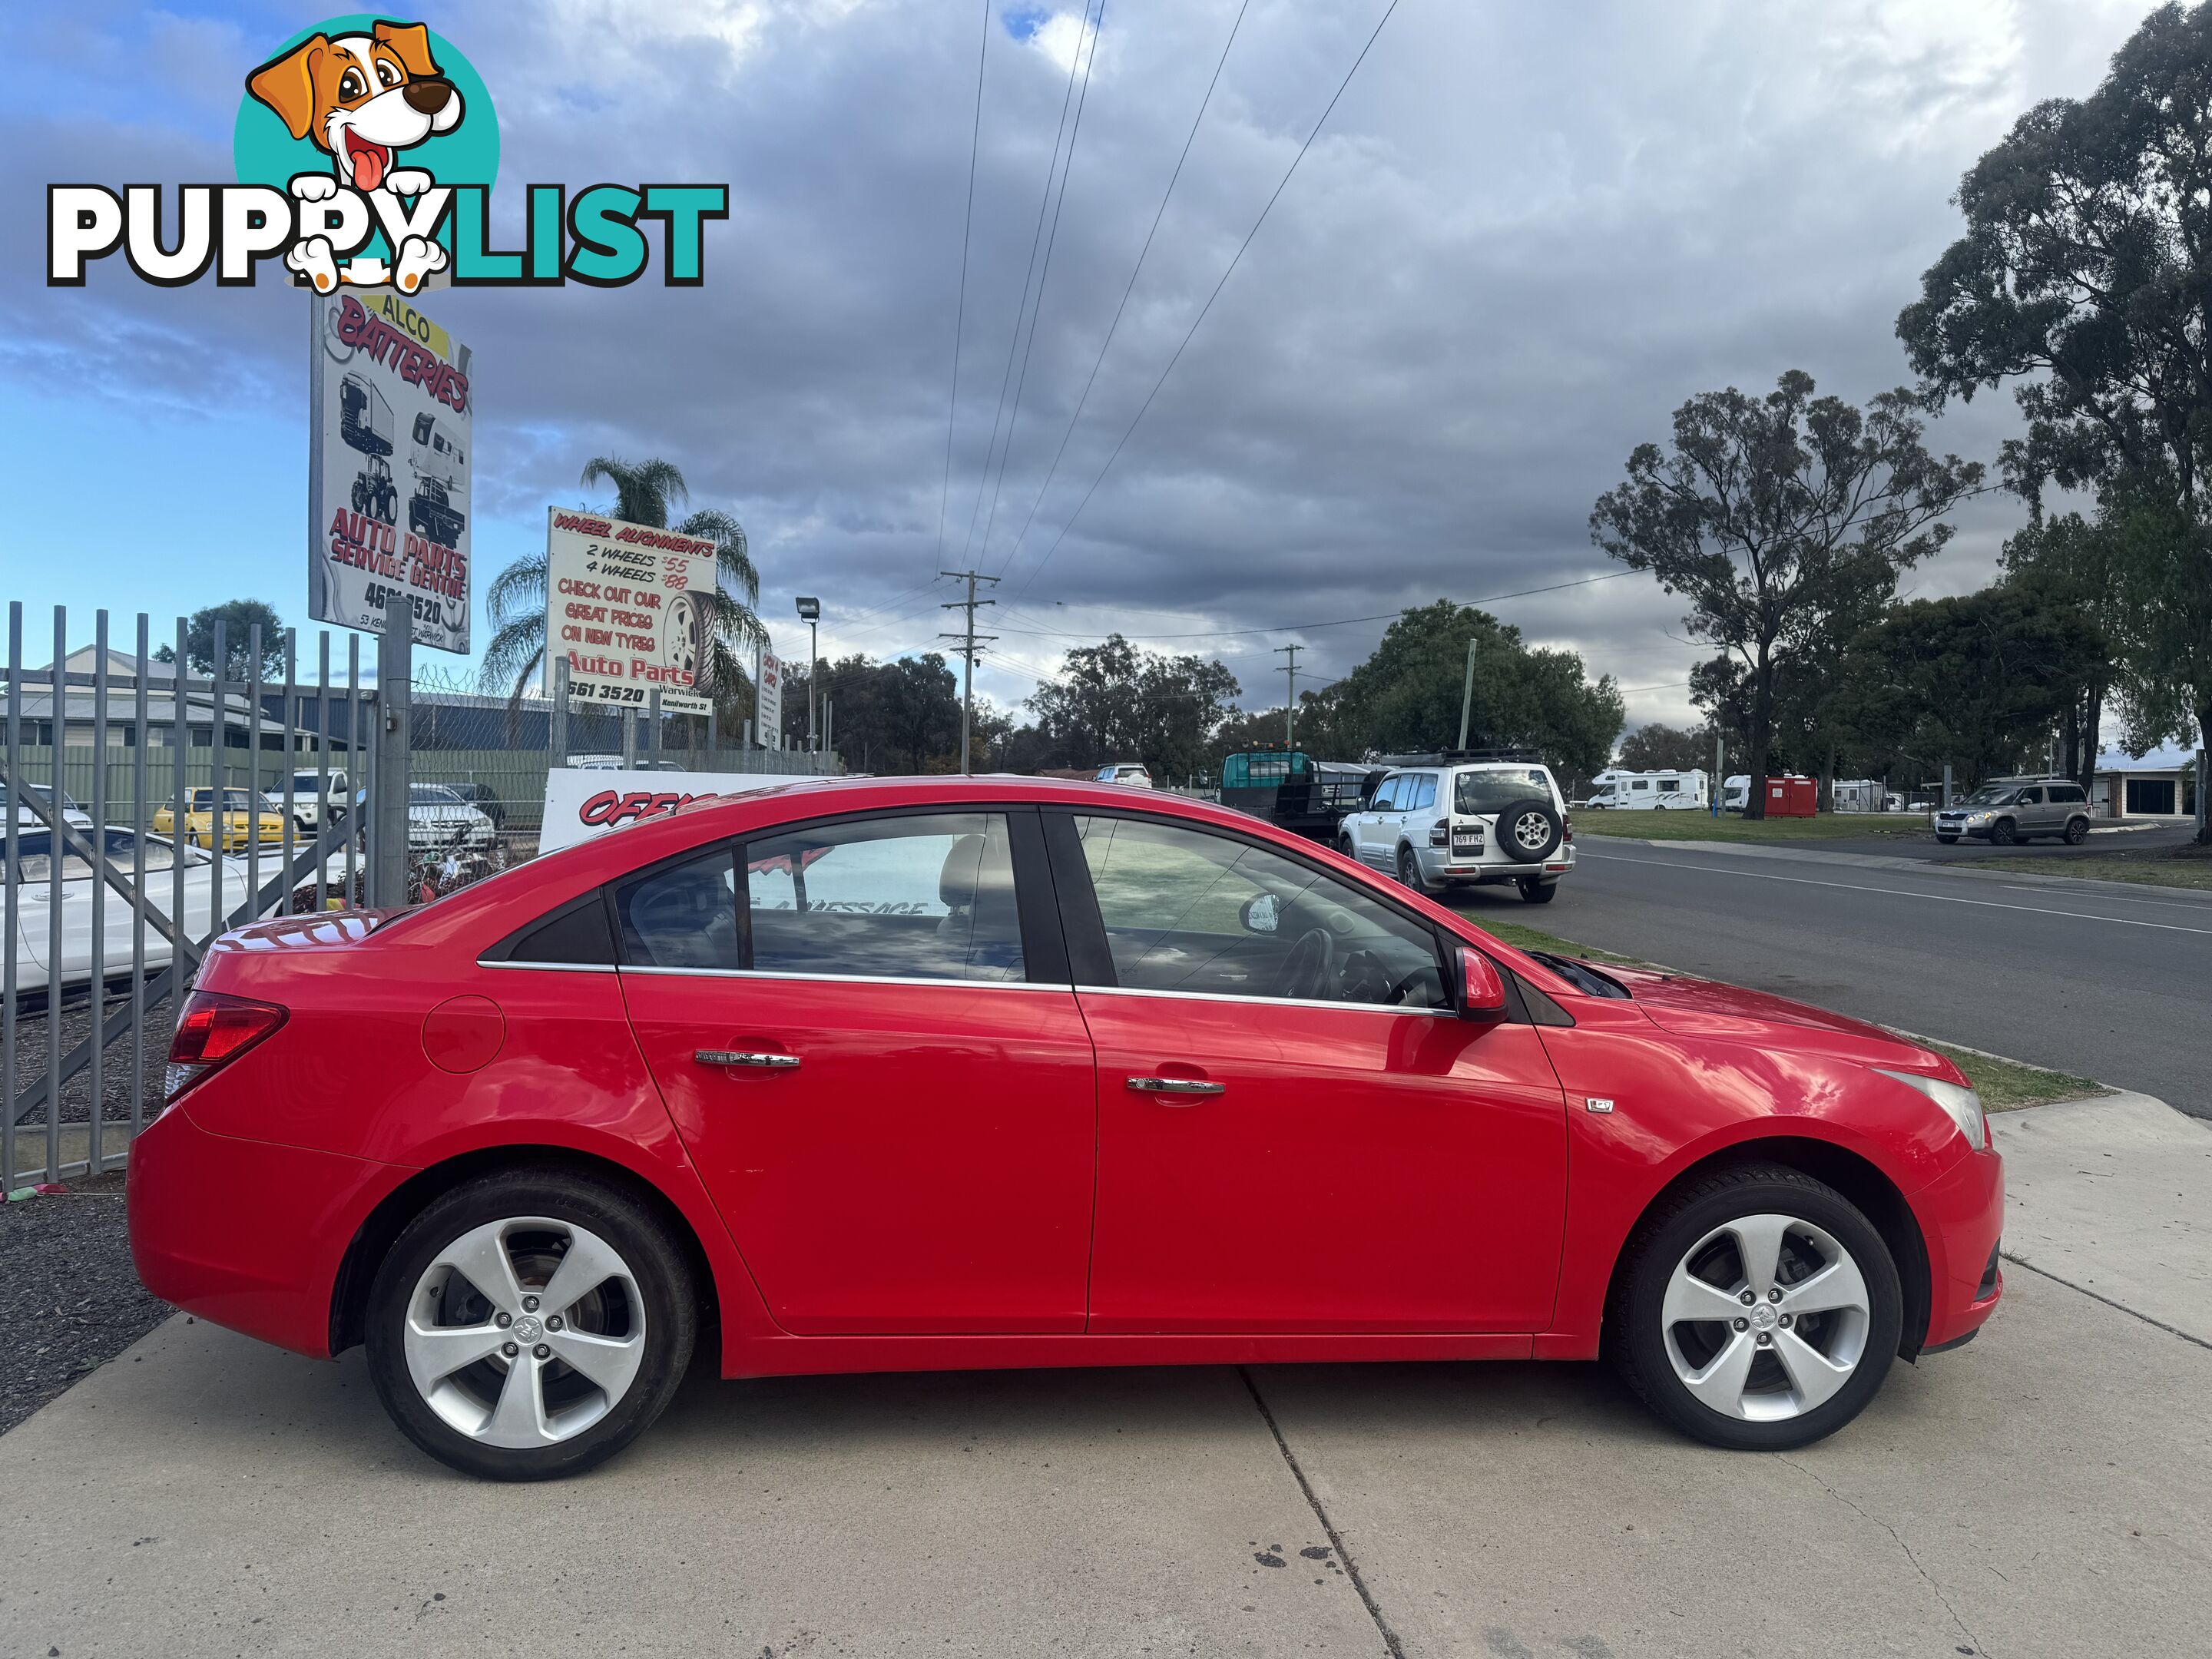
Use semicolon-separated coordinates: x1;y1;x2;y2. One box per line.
128;776;2002;1480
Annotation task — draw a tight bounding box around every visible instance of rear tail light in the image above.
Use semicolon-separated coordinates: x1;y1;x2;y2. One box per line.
1429;820;1450;846
164;990;288;1106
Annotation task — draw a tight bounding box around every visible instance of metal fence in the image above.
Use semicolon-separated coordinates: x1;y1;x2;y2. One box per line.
5;598;833;1189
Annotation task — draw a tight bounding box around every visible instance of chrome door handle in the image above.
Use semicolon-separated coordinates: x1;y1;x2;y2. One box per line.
1127;1075;1225;1098
694;1049;800;1070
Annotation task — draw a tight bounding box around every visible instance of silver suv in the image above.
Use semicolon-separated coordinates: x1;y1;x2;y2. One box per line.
1338;757;1573;903
1933;777;2091;846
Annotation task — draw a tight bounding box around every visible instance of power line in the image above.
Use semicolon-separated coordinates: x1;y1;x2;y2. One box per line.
935;0;994;575
958;0;1100;571
987;0;1254;581
1003;0;1406;601
988;569;1644;643
972;0;1106;571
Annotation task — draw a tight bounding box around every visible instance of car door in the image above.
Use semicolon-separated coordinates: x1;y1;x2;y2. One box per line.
618;806;1099;1336
1049;809;1569;1333
1359;774;1403;864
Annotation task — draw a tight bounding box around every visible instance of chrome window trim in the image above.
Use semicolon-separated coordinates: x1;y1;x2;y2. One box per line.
475;959;618;974
614;964;1066;992
1075;983;1456;1018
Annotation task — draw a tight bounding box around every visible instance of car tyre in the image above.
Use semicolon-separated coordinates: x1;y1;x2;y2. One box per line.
1495;799;1564;863
1396;844;1430;896
1608;1164;1902;1452
1517;876;1557;903
1989;818;2017;846
365;1169;697;1482
2065;817;2088;846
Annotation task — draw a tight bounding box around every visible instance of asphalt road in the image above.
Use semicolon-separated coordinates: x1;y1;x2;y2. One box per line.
1449;837;2212;1120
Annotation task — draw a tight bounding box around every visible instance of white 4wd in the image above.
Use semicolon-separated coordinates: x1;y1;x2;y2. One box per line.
1338;758;1574;904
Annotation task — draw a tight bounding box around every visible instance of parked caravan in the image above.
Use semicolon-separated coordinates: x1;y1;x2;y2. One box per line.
1580;768;1709;810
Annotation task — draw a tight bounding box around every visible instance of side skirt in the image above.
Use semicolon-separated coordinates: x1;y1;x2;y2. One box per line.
723;1330;1534;1379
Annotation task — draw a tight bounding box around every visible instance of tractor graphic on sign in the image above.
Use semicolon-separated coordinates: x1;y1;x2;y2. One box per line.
338;373;399;525
407;410;468;547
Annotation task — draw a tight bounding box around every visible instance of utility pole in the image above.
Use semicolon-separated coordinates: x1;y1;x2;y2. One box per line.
1456;637;1478;750
1713;728;1723;818
1275;644;1300;747
941;569;998;774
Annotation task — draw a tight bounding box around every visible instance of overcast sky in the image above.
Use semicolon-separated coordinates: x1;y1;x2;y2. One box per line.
0;0;2165;730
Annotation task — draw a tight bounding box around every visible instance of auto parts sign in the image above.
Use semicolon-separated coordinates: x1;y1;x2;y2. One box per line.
546;509;717;716
308;290;471;653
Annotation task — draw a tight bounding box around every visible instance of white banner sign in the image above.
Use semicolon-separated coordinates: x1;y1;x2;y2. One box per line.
540;767;803;853
307;291;472;653
546;508;719;716
756;651;783;747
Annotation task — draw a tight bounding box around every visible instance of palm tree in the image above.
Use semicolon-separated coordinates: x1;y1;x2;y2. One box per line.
479;457;767;717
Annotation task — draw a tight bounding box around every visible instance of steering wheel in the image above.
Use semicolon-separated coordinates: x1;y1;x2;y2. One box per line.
1273;926;1337;1000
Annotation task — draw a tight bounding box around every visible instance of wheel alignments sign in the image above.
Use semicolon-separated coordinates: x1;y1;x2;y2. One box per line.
546;510;718;714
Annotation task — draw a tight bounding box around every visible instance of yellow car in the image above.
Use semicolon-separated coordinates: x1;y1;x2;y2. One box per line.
151;787;289;853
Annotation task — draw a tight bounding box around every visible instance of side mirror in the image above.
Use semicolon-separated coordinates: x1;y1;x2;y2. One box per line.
1240;892;1280;934
1452;945;1508;1023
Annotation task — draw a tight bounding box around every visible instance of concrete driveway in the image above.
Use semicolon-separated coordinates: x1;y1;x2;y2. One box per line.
5;1098;2207;1658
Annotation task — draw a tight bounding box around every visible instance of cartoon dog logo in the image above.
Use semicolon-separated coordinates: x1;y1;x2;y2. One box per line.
245;20;463;294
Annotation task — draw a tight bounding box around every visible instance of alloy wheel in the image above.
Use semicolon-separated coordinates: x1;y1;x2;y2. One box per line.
1660;1213;1871;1422
402;1215;648;1449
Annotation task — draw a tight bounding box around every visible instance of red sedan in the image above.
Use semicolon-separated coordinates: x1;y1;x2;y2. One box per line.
128;777;2002;1480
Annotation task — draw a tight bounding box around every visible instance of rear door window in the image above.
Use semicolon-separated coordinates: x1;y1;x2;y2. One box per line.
1406;775;1437;811
616;846;743;971
744;812;1027;983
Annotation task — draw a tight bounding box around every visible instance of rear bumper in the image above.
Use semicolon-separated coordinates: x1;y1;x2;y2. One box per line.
1424;849;1575;883
1911;1141;2005;1352
127;1102;407;1359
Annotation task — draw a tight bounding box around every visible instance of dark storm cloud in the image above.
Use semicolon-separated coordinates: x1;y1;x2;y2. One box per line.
2;0;2161;720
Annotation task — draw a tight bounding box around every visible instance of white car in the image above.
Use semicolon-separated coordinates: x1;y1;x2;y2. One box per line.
409;784;497;853
1094;763;1153;787
283;768;351;832
6;827;253;997
2;783;93;832
1338;756;1575;904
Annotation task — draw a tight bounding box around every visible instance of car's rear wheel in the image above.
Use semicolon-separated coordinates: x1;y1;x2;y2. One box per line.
2065;817;2089;846
1609;1165;1900;1451
365;1171;696;1481
1396;844;1429;896
1517;876;1557;903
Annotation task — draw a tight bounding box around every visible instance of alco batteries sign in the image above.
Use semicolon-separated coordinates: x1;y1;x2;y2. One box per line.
309;290;472;651
546;508;717;714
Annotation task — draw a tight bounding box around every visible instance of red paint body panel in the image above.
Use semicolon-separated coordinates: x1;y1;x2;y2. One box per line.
125;775;2004;1388
621;973;1098;1334
127;1102;396;1359
1081;992;1567;1332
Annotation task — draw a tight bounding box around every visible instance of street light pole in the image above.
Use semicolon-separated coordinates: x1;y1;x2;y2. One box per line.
795;596;820;754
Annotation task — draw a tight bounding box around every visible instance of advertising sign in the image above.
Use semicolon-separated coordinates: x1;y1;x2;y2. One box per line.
757;651;783;747
541;768;803;853
307;290;472;652
546;508;720;716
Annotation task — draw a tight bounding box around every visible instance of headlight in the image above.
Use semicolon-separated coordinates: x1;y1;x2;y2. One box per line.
1874;1067;1986;1151
1966;810;1991;823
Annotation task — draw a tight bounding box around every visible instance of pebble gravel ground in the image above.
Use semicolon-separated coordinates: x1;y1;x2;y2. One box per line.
0;1175;171;1436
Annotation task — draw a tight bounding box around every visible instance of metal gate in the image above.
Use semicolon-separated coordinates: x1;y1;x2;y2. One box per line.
4;602;385;1188
5;596;837;1188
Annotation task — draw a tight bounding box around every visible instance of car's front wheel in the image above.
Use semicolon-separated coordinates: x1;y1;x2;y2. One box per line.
1609;1165;1901;1451
1989;818;2018;846
365;1171;697;1481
